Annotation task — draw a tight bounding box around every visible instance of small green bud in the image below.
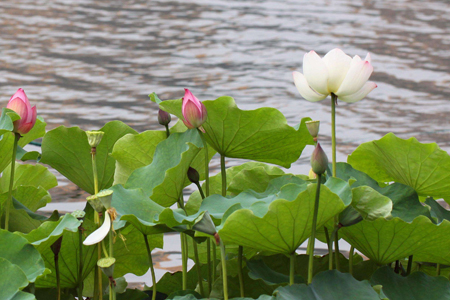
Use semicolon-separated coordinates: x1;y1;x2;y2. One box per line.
193;211;217;236
71;210;85;220
310;143;328;175
87;195;103;213
97;189;113;209
306;120;320;139
86;130;104;147
158;109;171;126
98;257;116;278
187;167;200;184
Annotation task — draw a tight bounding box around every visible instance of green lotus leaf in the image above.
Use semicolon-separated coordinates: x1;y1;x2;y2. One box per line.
0;186;51;213
0;163;57;192
371;266;450;300
111;129;215;187
112;224;163;278
186;162;285;215
0;257;36;300
5;199;59;233
0;229;46;283
41;121;137;194
274;270;380;300
107;288;149;300
348;133;450;200
125;129;204;207
218;182;346;253
341;216;450;265
25;213;97;288
111;130;166;185
18;116;47;147
335;163;432;222
247;259;305;285
426;197;450;223
16;146;41;162
351;186;392;220
158;96;312;168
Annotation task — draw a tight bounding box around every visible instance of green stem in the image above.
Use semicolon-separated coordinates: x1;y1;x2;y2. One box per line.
334;227;340;271
406;255;413;276
195;182;205;199
164;124;170;138
182;233;188;290
207;239;212;294
437;263;441;276
324;227;333;270
307;174;321;284
101;240;109;258
4;133;19;231
109;219;115;300
290;252;295;286
55;253;61;300
92;148;102;300
331;94;337;177
349;246;354;275
198;129;210;197
219;241;228;300
212;239;217;280
220;154;226;197
143;234;157;300
238;246;244;296
78;228;84;300
29;283;35;295
193;240;205;297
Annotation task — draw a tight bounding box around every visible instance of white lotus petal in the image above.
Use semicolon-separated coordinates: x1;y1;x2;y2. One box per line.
303;51;329;95
293;71;328;102
338;81;377;103
364;53;371;63
335;56;373;96
83;212;111;246
322;48;352;93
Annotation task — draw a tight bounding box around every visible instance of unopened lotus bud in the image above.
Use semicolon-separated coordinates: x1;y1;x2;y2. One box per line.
7;88;37;135
306;120;320;139
87;195;103;213
98;257;116;278
182;88;207;129
187;167;200;184
86;130;104;148
71;210;85;221
310;143;328;175
193;211;217;236
51;236;63;257
98;189;113;209
158;109;171;126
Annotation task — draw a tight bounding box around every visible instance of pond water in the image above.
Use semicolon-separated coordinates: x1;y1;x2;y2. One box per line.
1;0;449;286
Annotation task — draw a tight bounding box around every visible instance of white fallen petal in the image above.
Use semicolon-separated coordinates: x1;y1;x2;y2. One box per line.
322;48;352;93
83;212;111;246
293;71;328;102
338;81;377;103
303;51;330;95
335;56;373;96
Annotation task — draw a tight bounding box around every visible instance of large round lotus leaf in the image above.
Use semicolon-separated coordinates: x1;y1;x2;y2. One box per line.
0;229;46;283
371;266;450;300
348;133;450;200
218;183;346;254
275;270;380;300
0;258;36;300
341;215;450;265
157;96;313;168
41;121;137;194
125;129;204;207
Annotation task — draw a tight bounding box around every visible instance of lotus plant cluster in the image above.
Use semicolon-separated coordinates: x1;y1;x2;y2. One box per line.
1;48;450;300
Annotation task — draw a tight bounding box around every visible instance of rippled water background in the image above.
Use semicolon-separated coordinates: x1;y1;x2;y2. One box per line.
1;0;449;285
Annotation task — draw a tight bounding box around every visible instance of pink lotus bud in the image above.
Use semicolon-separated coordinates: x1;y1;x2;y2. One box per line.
310;143;328;175
182;89;207;129
6;88;37;135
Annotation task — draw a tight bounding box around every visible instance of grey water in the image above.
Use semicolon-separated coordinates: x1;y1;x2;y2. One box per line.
1;0;449;286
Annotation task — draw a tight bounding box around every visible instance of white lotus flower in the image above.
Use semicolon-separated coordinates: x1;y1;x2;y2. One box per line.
293;48;377;103
83;212;111;246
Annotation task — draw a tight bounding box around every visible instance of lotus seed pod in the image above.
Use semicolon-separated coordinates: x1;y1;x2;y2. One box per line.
306;120;320;139
97;189;113;209
87;195;104;213
86;130;104;147
98;257;116;278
